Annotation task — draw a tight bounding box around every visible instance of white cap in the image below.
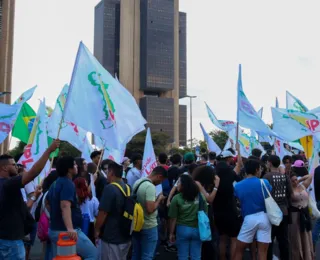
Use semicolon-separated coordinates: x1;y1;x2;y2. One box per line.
220;150;234;158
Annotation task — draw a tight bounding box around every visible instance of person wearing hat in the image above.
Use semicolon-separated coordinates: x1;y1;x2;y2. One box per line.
166;152;197;207
291;160;308;178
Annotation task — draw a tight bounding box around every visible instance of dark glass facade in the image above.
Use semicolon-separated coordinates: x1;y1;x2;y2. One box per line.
179;105;187;146
140;96;174;142
179;12;187;98
140;0;174;92
94;0;120;76
94;0;187;146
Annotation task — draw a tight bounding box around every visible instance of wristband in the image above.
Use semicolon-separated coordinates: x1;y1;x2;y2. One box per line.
213;187;218;191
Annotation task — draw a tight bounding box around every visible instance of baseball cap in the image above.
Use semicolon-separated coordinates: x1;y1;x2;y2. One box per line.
183;152;195;163
220;150;234;159
293;160;304;168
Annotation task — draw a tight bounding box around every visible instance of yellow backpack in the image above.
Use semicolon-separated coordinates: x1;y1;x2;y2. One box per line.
111;182;145;235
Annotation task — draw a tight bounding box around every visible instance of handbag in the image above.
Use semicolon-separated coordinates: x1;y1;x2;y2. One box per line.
260;179;283;226
302;185;320;219
198;194;212;241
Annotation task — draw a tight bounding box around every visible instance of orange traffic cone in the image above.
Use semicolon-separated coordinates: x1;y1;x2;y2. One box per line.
53;232;81;260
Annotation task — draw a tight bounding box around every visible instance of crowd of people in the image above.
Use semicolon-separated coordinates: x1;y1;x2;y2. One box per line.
1;139;320;260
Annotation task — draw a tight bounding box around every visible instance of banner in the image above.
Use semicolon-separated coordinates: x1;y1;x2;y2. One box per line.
237;65;275;137
0;103;20;144
63;42;146;150
19;99;50;185
286;91;308;112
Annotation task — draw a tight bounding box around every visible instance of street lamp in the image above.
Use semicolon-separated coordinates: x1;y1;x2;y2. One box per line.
181;95;197;149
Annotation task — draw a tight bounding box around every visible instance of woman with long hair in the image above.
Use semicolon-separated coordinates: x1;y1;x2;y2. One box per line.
168;174;207;260
73;177;99;244
74;158;89;184
289;173;314;259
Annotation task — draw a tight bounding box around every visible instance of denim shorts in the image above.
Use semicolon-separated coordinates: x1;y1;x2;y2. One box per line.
0;239;25;260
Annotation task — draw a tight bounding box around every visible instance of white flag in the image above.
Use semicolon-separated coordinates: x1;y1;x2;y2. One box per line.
199;123;221;154
64;42;146;150
141;128;162;195
47;84;87;150
0;103;20;144
274;138;292;161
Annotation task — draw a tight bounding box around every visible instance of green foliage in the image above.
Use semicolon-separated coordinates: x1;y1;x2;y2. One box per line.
8;140;81;159
209;130;229;149
8;141;26;158
126;130;171;157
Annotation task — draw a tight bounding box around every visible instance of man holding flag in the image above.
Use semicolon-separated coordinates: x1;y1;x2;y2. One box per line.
0;140;59;260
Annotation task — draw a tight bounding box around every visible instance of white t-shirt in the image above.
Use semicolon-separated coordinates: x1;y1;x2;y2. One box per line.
80;197;99;222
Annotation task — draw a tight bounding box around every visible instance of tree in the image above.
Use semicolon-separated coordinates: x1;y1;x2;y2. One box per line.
209;130;229;149
125;130;171;157
8;140;81;160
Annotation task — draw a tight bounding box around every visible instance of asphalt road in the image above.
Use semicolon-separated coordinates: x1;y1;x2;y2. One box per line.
30;237;320;260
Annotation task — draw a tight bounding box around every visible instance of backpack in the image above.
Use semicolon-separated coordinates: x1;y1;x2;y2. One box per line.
111;180;148;236
37;191;50;242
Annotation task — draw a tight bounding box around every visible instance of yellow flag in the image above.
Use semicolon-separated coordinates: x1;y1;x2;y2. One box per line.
299;135;313;159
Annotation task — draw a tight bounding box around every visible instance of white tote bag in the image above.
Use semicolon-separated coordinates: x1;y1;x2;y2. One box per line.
260;180;283;226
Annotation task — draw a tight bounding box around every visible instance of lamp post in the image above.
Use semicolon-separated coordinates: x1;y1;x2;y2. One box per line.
182;95;197;149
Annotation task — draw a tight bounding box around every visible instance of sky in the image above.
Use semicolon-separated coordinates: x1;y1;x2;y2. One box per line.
11;0;320;146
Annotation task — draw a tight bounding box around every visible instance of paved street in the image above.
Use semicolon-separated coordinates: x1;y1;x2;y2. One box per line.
30;237;320;260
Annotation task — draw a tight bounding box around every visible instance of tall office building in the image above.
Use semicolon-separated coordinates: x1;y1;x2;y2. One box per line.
0;0;15;153
94;0;187;147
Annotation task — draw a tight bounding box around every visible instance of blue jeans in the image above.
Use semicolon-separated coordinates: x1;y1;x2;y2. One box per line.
45;240;52;260
132;226;158;260
176;225;202;260
0;239;25;260
49;229;97;260
312;201;320;243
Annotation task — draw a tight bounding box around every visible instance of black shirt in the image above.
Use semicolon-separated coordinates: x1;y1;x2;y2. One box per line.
99;180;131;244
212;162;239;215
95;173;108;202
0;176;27;240
314;166;320;202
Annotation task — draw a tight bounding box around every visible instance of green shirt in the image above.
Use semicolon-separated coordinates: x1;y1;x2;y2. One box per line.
133;178;157;230
168;193;208;228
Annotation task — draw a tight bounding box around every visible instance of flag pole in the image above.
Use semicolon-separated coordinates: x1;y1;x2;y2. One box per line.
94;149;104;175
236;64;241;146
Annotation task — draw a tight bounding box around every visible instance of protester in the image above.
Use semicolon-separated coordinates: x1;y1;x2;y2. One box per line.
90;151;102;166
289;173;314;260
291;160;309;177
213;150;242;260
199;153;208;165
126;153;143;187
168;174;207;260
282;155;293;176
74;157;89;183
47;156;97;260
121;157;130;180
0;140;59;260
208;151;217;167
313;166;320;249
263;155;292;260
251;148;263;159
95;161;131;260
90;160;107;202
193;165;220;260
234;159;272;260
132;166;167;260
74;177;99;244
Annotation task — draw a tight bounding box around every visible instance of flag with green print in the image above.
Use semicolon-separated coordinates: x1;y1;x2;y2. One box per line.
47;84;87;150
18;99;50;184
63;42;146;150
